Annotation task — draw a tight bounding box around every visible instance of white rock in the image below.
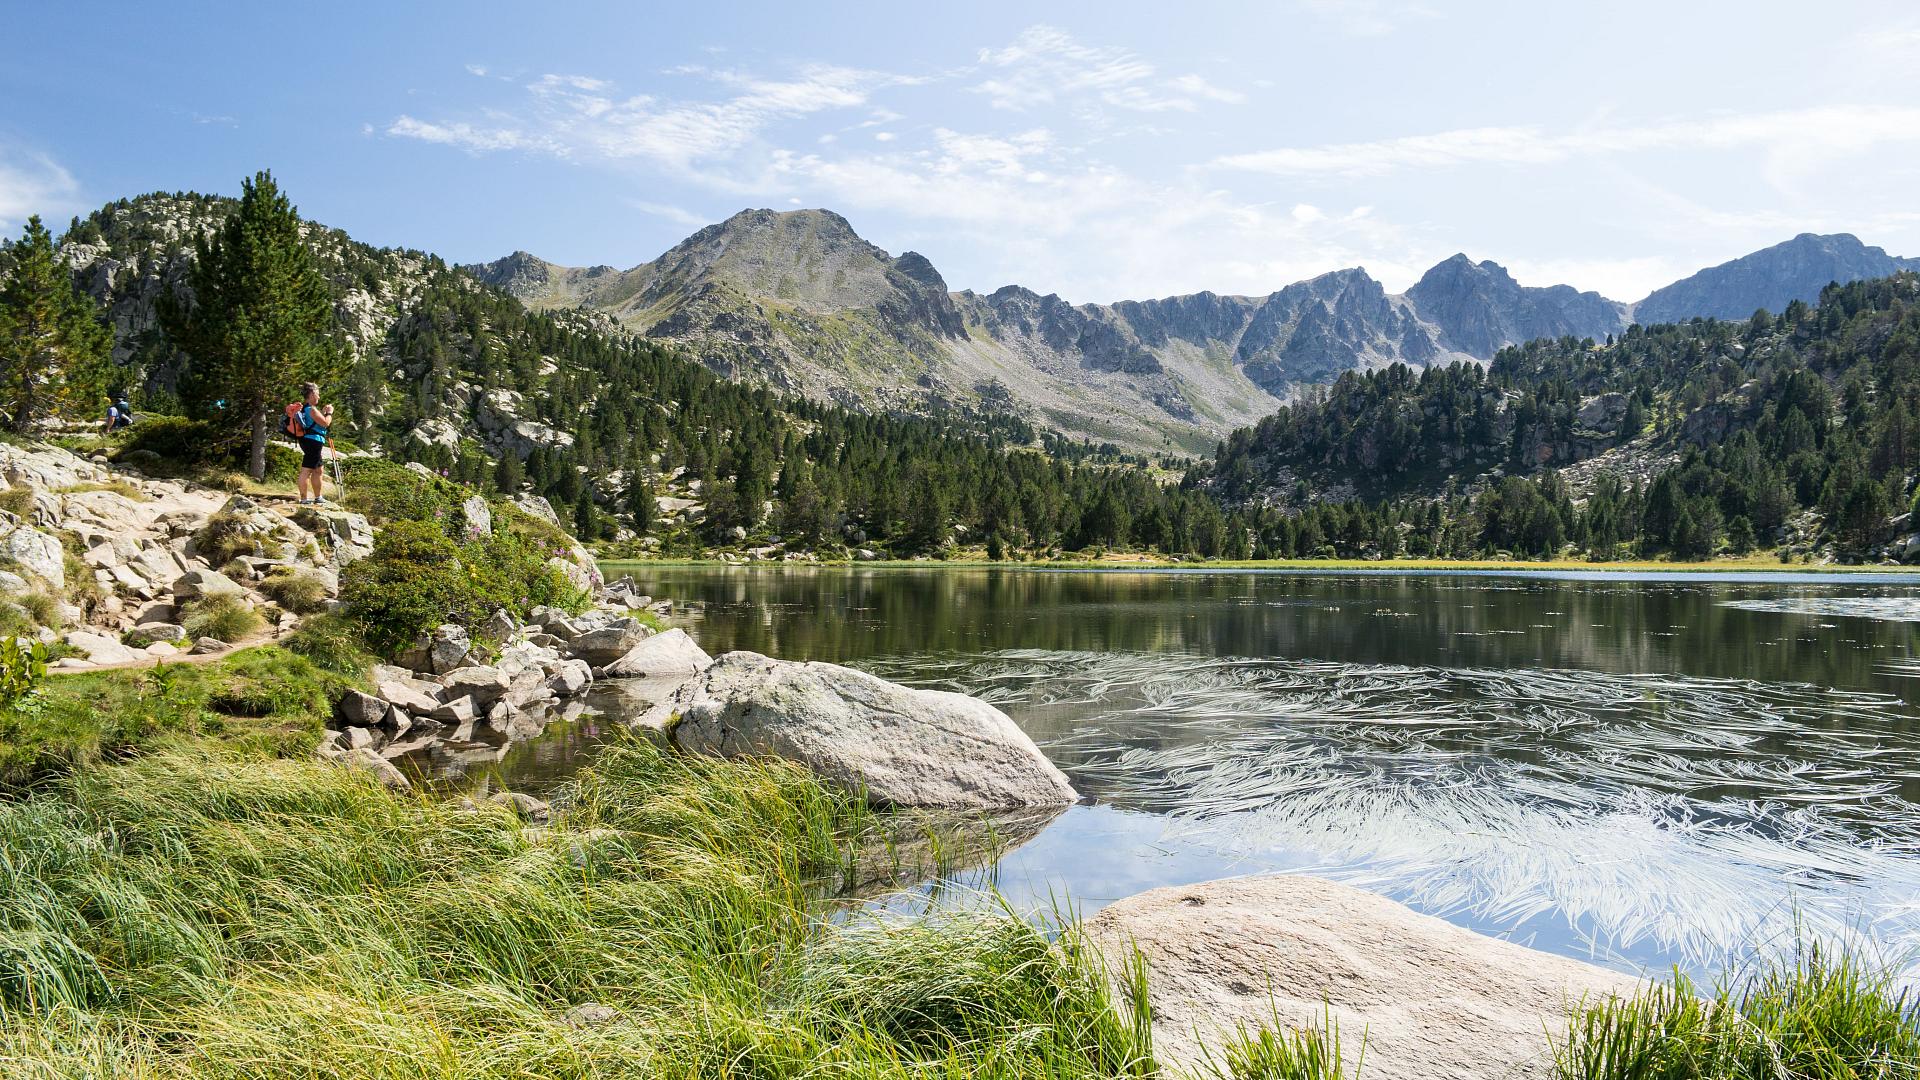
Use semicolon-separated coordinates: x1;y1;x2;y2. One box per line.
460;495;493;539
599;628;710;678
544;657;593;696
655;652;1078;810
1;525;65;589
173;568;243;599
440;665;512;707
65;630;141;665
1083;876;1642;1080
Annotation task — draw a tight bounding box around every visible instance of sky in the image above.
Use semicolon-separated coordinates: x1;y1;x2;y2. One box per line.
6;1;1920;304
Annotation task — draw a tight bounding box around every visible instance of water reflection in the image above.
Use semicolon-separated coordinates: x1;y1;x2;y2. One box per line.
550;566;1920;980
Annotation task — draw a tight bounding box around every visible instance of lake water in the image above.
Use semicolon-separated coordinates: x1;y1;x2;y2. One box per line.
499;565;1920;983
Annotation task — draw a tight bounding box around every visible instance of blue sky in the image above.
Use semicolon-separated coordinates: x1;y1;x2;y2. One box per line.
7;1;1920;303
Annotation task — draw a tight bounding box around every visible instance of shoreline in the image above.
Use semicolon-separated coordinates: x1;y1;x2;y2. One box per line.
600;555;1920;576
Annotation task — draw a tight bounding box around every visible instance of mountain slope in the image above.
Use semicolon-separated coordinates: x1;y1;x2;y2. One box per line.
1634;233;1920;324
471;210;1635;453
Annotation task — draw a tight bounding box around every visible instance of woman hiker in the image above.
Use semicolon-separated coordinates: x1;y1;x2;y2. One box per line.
292;382;334;505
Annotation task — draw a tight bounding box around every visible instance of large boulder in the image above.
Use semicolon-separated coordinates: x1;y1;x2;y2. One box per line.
650;652;1077;810
599;627;711;678
440;665;512;707
1083;876;1642;1080
565;622;650;666
0;525;65;589
459;495;493;539
370;664;442;715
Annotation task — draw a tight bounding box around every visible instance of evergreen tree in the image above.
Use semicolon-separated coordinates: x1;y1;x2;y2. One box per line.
166;171;339;479
0;216;110;432
627;465;655;536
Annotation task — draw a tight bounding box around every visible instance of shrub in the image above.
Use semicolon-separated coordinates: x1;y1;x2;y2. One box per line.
342;518;576;659
258;569;328;614
282;614;375;676
0;636;47;709
181;594;264;644
194;511;273;566
0;486;35;517
111;416;219;468
19;591;63;629
339;457;461;526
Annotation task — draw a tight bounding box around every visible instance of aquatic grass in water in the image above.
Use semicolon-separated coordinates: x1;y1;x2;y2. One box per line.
864;649;1920;979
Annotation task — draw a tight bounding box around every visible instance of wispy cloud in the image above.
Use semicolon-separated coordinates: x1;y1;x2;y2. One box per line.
625;199;709;228
972;25;1245;114
1214;105;1920;178
1293;0;1438;37
389;63;900;169
0;146;80;231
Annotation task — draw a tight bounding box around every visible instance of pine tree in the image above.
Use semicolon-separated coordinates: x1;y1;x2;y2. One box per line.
627;466;655;535
166;171;340;479
0;216;111;432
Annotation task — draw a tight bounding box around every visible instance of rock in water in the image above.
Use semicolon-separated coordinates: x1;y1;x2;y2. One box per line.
652;651;1076;810
1084;875;1642;1080
599;627;711;677
565;623;649;666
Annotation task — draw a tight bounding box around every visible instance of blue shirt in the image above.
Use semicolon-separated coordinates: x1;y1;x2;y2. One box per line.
299;405;329;444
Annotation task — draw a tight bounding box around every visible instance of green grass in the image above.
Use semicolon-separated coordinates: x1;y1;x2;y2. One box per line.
0;645;355;789
180;593;265;643
1555;947;1920;1080
0;734;1158;1078
257;569;329;614
1194;1007;1357;1080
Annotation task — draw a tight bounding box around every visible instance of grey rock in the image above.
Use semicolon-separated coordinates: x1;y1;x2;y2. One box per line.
1084;876;1641;1080
336;689;388;727
599;628;711;678
64;630;142;665
655;651;1077;810
343;726;377;751
440;665;512;707
545;657;593;697
429;696;476;724
338;747;411;791
189;636;228;655
565;624;650;666
173;568;243;600
126;621;187;645
487;790;551;823
396;623;472;675
460;495;493;539
1637;232;1920;324
482;608;517;642
1;525;66;589
371;665;442;715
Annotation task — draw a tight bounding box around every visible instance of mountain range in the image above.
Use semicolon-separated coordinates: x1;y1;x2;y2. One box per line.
470;213;1920;453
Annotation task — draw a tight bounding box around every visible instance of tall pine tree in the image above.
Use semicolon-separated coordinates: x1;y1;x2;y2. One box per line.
0;216;110;432
166;171;339;479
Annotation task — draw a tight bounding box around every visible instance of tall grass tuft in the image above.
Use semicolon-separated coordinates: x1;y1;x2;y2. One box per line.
1554;949;1920;1080
1195;1005;1357;1080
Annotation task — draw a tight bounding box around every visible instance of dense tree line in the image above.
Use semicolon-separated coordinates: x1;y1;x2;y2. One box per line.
1200;272;1920;560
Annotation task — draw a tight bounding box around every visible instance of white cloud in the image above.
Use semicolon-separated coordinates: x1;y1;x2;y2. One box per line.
1291;203;1325;223
1294;0;1437;37
387;115;557;155
625;199;709;227
1215;105;1920;178
971;25;1244;114
0;147;80;230
873;131;895;142
465;63;489;77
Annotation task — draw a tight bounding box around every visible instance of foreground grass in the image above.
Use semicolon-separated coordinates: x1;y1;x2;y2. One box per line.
0;735;1156;1079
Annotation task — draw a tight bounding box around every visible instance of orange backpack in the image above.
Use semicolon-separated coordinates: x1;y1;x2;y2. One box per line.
280;403;307;440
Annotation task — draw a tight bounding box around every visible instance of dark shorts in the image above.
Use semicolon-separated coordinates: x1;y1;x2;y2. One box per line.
300;438;324;470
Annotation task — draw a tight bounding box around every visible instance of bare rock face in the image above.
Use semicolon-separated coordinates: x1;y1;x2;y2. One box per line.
649;651;1077;810
1084;875;1641;1080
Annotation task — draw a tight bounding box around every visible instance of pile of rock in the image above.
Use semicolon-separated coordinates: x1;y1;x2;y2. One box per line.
0;442;380;668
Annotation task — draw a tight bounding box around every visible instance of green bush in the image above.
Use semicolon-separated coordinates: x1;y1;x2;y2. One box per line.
181;594;264;644
0;636;47;710
258;569;329;614
338;457;461;526
111;416;219;467
341;518;576;659
194;510;285;565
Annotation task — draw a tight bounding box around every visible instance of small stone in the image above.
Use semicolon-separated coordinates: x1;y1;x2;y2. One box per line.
338;747;411;791
429;696;476;724
488;790;551;823
190;636;228;655
336;689;389;727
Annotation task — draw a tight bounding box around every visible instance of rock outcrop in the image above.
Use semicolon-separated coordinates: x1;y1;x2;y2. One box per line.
644;651;1077;810
598;627;711;677
1085;875;1641;1080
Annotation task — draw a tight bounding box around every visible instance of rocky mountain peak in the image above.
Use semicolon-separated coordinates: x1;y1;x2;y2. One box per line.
1633;232;1920;324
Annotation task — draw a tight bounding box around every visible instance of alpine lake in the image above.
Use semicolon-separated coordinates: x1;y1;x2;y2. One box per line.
402;565;1920;986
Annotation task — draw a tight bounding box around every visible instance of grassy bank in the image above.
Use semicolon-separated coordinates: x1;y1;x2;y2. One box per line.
0;733;1155;1079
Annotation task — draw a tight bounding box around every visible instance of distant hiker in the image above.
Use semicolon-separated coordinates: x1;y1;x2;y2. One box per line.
286;382;334;505
103;396;133;433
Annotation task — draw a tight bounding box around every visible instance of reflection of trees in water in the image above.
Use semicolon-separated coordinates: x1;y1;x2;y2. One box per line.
645;567;1920;708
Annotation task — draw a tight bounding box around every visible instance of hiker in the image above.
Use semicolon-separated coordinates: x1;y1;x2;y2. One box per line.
102;395;133;434
288;382;334;505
